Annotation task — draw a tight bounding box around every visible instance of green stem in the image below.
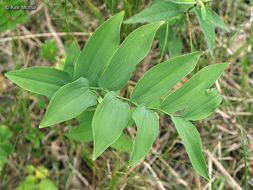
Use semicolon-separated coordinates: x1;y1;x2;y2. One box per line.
147;107;181;117
159;21;169;63
116;95;138;106
89;86;108;93
186;11;194;52
89;87;181;117
89;86;138;106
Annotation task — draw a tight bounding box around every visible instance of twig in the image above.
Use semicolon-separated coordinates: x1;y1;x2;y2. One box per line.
44;7;65;56
143;161;166;190
205;150;243;190
0;32;89;43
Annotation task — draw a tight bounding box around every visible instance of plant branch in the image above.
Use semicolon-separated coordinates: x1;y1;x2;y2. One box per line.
89;86;108;93
116;96;138;106
89;87;181;117
89;86;138;106
147;107;181;117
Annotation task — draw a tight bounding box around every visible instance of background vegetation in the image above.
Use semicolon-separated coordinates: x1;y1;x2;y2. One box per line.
0;0;252;189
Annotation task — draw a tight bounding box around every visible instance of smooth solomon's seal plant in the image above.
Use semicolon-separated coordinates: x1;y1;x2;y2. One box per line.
5;10;228;180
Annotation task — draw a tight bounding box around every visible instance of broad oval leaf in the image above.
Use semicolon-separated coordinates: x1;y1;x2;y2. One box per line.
77;110;95;125
67;123;93;143
74;12;124;86
131;52;202;105
194;7;215;56
125;1;191;23
183;88;222;120
63;42;81;78
209;8;230;32
99;22;163;91
111;133;133;153
159;63;228;113
5;67;72;98
129;105;159;166
39;78;97;128
92;92;130;160
171;116;209;180
71;109;132;152
68;111;133;153
67;110;95;142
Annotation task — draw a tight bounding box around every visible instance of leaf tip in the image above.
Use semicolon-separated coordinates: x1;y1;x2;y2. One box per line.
39;124;46;128
92;152;99;161
4;72;9;78
128;159;136;167
220;62;230;71
157;21;165;27
39;119;49;128
118;10;125;16
202;172;210;181
4;71;13;80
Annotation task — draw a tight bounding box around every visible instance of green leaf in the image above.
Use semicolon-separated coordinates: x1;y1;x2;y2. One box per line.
158;23;170;51
171;116;209;180
63;42;81;78
77;110;95;125
99;22;163;91
198;0;206;20
183;88;222;120
125;1;191;23
5;67;72;98
74;12;124;86
160;63;228;113
70;113;133;153
0;147;7;172
40;78;97;128
17;175;37;190
1;141;12;154
168;38;183;57
0;125;12;142
131;52;201;105
152;0;164;5
194;7;215;56
0;147;7;163
111;133;133;153
201;5;206;20
129;105;159;166
38;179;58;190
209;8;230;32
67;123;93;143
41;40;58;61
92;92;130;160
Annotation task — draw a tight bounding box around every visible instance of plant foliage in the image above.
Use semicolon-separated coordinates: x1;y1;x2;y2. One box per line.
0;0;29;31
5;10;228;180
126;0;229;56
0;125;13;172
40;40;58;61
